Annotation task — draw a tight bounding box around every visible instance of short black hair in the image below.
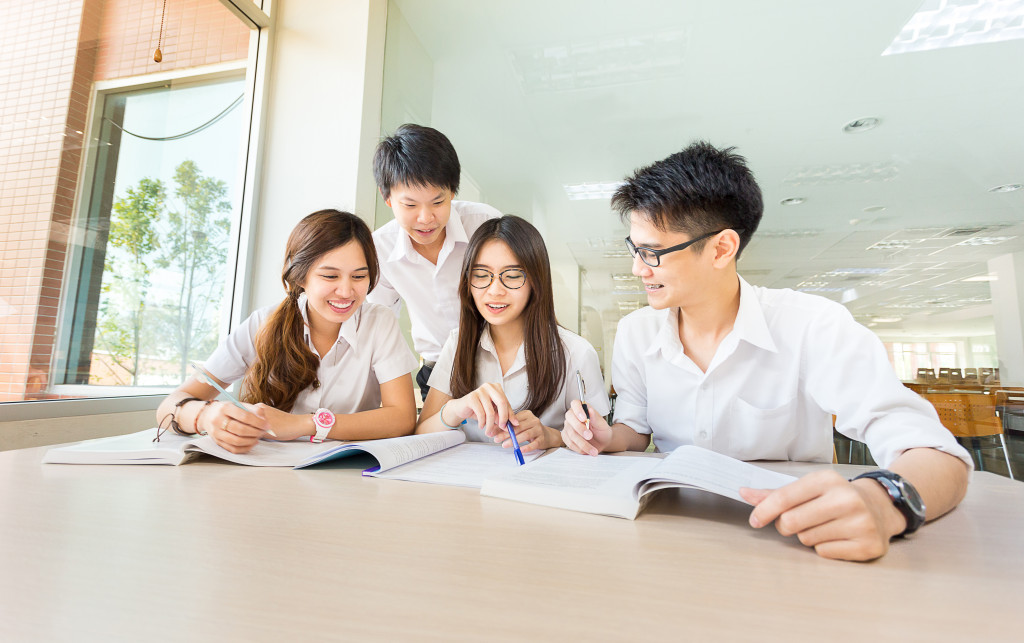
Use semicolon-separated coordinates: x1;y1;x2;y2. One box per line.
611;141;763;257
373;124;461;199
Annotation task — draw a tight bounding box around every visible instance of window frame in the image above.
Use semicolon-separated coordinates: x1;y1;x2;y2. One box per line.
6;3;272;419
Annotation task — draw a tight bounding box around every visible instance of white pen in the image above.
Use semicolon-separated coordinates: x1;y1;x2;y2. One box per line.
190;362;278;437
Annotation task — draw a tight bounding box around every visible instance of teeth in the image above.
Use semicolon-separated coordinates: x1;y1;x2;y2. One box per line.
487;304;508;310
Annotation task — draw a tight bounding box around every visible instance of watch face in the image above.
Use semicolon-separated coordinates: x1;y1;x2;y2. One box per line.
314;409;335;428
894;477;926;516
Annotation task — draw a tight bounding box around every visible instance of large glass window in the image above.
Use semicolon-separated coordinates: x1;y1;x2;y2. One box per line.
378;0;1024;478
0;0;259;403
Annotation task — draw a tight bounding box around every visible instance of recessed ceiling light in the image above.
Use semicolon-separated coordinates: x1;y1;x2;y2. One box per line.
989;183;1023;193
871;316;903;324
862;205;887;213
780;197;806;206
962;275;997;282
883;1;1024;56
563;182;625;201
842;117;880;133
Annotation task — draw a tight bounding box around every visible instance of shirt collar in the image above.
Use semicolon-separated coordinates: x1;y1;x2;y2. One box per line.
479;325;527;376
642;276;777;357
388;202;469;264
732;276;777;353
296;292;360;351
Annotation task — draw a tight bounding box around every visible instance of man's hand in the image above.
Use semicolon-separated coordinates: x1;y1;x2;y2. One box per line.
740;470;908;561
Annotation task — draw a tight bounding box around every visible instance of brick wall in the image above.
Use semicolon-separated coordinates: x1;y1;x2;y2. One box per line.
0;0;250;402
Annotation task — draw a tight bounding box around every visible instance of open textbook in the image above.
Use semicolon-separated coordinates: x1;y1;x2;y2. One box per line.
480;446;798;520
42;428;467;470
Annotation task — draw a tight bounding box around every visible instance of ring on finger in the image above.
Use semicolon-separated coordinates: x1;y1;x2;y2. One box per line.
221;418;230;431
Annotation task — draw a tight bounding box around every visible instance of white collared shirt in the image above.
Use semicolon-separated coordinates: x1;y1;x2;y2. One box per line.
612;277;972;469
203;297;418;415
427;326;611;442
367;200;501;362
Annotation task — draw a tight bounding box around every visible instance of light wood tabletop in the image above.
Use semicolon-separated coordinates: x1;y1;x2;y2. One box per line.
1;445;1021;642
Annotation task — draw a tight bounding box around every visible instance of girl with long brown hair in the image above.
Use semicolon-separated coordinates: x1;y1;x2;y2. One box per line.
415;215;609;452
156;209;418;453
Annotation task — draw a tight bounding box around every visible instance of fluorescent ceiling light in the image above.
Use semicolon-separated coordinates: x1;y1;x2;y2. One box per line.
883;0;1024;56
962;275;997;281
564;182;625;201
955;236;1015;246
825;267;891;275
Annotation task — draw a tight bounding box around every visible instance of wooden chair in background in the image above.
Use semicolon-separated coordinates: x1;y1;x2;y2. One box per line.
964;368;978;383
917;368;936;382
922;392;1014;479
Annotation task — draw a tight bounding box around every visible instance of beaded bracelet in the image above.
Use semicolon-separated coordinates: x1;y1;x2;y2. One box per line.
438;402;465;429
193;400;215;435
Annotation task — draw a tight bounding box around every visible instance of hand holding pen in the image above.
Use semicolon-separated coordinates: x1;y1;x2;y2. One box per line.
190;363;277;450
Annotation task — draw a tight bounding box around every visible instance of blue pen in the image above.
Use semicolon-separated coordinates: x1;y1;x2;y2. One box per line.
505;420;525;466
190;362;277;437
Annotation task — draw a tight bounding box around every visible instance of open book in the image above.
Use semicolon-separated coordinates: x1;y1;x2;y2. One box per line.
480;445;798;519
43;428;467;470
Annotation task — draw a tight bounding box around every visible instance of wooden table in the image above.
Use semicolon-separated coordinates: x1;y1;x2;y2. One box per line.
1;446;1021;642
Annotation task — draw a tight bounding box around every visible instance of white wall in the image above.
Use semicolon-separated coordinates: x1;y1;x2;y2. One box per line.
250;0;387;311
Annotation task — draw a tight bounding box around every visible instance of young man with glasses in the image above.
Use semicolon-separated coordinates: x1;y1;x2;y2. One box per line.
562;141;971;562
368;124;500;400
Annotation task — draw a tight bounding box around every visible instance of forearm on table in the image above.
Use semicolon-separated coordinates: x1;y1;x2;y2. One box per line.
888;447;970;521
605;422;650;453
332;405;416;440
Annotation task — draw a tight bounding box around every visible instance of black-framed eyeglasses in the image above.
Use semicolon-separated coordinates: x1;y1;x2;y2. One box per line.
625;229;745;267
469;268;527;289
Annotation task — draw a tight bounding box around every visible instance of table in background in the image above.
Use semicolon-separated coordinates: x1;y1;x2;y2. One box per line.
1;445;1021;642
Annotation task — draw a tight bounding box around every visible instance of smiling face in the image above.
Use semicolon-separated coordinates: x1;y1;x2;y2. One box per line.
629;213;715;311
386;182;453;252
469;239;532;331
300;241;370;333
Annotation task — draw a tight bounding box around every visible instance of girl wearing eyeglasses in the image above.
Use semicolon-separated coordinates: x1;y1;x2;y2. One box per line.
415;215;609;452
155;210;418;454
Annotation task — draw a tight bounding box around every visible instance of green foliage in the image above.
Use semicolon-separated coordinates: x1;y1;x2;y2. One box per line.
93;161;232;385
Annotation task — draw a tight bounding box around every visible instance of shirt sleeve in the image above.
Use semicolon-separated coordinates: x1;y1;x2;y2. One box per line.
803;304;972;470
610;317;652;435
368;307;419;384
426;331;458;396
201;309;265;385
365;269;402;318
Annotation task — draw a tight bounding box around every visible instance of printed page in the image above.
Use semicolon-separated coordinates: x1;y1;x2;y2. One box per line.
366;442;541;488
640;446;797;503
481;449;659;519
42;429;193;465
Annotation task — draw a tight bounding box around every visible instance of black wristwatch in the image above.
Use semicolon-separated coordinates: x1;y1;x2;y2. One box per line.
851;470;926;537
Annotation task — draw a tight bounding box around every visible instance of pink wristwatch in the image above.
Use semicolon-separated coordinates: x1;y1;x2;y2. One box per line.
311;408;335;443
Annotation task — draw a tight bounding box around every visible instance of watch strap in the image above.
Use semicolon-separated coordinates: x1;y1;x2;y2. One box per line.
852;470;926;537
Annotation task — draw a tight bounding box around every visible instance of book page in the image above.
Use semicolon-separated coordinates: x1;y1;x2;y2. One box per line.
339;431;467;472
641;446;797;503
365;442;541;488
481;450;659;519
189;435;348;467
42;429;193;465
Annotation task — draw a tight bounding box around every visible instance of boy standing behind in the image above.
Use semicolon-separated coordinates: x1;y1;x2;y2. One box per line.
368;124;500;399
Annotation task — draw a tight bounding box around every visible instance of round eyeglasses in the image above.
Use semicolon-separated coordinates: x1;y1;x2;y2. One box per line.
469;268;527;289
625;229;745;267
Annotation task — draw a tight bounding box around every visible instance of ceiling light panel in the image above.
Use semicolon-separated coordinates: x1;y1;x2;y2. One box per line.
564;182;625;200
510;29;687;93
883;0;1024;56
784;161;900;185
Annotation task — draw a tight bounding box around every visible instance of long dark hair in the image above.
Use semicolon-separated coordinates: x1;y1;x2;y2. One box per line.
241;209;379;411
450;215;566;414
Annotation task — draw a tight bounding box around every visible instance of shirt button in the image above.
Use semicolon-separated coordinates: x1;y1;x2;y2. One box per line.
699;431;708;440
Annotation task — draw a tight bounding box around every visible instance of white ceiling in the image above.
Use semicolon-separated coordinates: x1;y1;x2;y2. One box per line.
390;0;1024;337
